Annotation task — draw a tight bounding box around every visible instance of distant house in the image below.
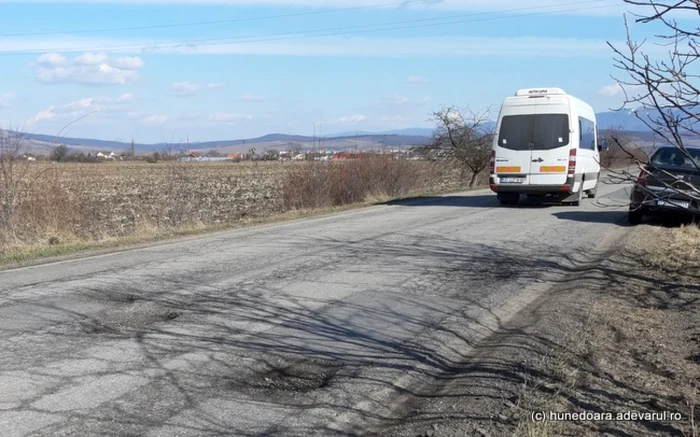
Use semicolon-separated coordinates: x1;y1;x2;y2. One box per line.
178;151;242;162
333;152;356;160
95;151;118;160
227;153;244;161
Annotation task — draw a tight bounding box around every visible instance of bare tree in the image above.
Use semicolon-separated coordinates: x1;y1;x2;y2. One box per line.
599;126;648;169
0;127;42;245
50;145;70;162
431;106;494;188
606;0;699;201
264;148;280;161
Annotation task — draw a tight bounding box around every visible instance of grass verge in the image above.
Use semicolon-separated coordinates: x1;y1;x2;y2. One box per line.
0;183;484;270
513;224;700;437
370;222;700;437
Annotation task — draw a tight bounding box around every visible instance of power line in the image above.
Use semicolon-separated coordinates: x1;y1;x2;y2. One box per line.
187;1;612;48
0;0;431;37
0;1;613;57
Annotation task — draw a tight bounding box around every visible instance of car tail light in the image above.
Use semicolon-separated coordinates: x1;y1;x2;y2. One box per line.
489;150;495;174
568;149;577;176
637;168;648;188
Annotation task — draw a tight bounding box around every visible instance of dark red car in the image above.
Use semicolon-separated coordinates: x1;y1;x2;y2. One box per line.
628;146;700;225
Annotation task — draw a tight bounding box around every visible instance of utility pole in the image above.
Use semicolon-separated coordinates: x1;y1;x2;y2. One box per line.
319;111;323;152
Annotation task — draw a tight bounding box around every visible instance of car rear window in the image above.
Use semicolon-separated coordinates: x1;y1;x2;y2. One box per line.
650;147;700;169
498;114;570;151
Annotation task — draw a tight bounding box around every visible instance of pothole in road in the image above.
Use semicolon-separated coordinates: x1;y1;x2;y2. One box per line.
81;288;142;304
228;356;343;397
76;302;181;335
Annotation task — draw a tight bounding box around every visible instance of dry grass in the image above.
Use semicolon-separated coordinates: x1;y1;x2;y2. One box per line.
283;158;462;210
0;158;469;264
513;226;700;437
645;225;700;272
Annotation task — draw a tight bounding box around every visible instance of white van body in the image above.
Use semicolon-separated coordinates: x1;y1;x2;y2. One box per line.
489;87;601;206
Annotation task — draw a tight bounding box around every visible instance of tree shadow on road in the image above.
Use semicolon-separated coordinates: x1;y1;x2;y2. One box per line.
2;234;697;436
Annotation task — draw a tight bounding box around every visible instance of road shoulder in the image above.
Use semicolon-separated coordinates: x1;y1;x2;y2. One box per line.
373;224;700;437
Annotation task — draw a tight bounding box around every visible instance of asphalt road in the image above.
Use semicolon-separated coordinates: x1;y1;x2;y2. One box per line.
0;177;632;437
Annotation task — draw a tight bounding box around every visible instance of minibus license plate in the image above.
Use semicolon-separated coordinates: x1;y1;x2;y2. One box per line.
657;199;690;209
501;177;524;184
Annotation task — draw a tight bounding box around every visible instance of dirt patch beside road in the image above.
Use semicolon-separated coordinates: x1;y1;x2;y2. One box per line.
374;225;700;437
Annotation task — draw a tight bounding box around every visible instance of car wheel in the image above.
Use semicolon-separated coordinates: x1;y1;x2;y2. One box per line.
587;183;598;199
628;208;644;225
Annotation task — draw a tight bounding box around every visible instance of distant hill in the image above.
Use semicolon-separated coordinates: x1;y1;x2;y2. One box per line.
596;110;656;131
8;110;685;156
336;111;662;136
13;131;433;155
334;128;436;137
190;134;433;154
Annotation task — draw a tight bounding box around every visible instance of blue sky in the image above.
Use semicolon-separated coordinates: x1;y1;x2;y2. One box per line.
0;0;685;143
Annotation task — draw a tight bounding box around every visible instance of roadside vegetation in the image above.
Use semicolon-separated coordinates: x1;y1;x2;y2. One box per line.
604;0;699;206
0;92;503;265
0;139;469;265
511;224;700;437
515;1;700;433
513;1;700;434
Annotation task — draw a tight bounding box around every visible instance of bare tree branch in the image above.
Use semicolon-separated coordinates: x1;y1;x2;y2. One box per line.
430;106;494;187
605;0;700;209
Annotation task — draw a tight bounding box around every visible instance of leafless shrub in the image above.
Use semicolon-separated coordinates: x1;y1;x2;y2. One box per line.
0;127;54;247
600;127;649;169
0;154;464;255
430;106;494;188
283;156;461;211
606;0;699;201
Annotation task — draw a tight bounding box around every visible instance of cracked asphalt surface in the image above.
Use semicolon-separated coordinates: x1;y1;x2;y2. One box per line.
0;177;631;437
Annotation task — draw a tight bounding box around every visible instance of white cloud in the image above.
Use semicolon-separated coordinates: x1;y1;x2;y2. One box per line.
143;114;168;124
171;112;253;124
0;93;15;108
35;53;67;67
73;52;108;65
117;92;134;102
32;52;145;86
31;94;135;123
381;94;431;105
109;56;145;70
241;93;267;102
208;112;253;123
169;81;224;97
597;82;655;98
598;83;625;97
331;114;367;125
406;76;430;84
378;115;406;128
